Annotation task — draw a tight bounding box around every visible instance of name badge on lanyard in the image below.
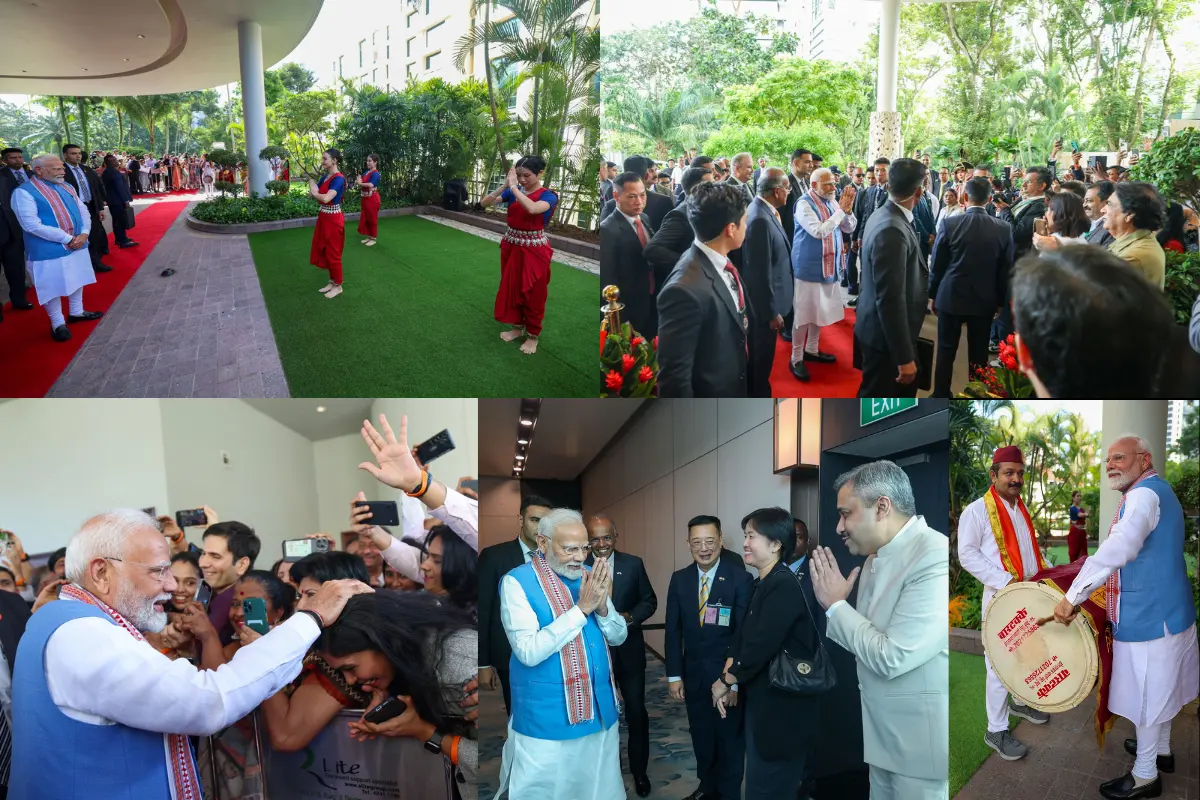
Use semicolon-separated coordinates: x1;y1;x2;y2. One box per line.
704;603;731;627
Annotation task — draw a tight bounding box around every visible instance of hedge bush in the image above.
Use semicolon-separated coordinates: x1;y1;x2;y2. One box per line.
1165;250;1200;327
190;189;414;225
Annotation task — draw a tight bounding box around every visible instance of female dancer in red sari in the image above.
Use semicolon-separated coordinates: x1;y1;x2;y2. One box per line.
481;155;558;354
356;154;382;246
308;148;347;299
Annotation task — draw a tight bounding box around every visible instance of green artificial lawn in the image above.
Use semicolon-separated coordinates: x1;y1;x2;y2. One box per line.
950;651;1019;797
246;215;596;396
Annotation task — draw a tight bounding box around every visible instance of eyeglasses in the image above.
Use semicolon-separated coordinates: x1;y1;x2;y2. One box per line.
557;544;589;557
1105;451;1146;465
107;557;172;582
688;540;718;550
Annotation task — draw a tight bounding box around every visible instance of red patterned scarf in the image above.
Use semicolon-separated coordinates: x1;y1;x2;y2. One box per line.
1106;469;1158;626
529;550;596;725
805;189;838;279
59;583;202;800
28;177;78;235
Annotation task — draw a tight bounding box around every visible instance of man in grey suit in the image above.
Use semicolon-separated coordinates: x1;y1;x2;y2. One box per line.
741;168;794;397
855;157;928;398
928;177;1014;396
812;460;948;800
726;152;755;205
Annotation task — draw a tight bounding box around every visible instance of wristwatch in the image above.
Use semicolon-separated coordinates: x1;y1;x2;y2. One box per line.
423;729;444;756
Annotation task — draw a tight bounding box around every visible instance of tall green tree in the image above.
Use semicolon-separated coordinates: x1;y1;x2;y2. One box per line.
274;62;316;94
607;86;717;158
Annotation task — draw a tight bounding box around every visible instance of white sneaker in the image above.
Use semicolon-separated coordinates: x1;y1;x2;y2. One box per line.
325;285;343;299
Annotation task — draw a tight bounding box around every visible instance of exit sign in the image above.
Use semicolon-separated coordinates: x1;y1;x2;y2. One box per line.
861;398;917;426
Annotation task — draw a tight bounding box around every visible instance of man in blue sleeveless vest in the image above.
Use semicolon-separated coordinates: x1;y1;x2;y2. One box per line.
789;167;857;383
10;508;372;800
495;508;629;800
11;153;104;342
1054;435;1198;800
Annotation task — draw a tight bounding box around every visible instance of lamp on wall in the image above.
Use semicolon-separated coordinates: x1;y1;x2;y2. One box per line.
774;398;821;473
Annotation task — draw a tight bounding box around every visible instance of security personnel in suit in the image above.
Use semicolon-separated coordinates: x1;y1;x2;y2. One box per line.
0;147;33;311
666;515;751;800
928;177;1015;396
657;182;751;397
742;169;794;397
644;166;714;287
848;159;891;306
601;155;674;232
477;494;553;714
600;172;658;337
584;514;658;798
0;579;32;799
61;144;112;274
855;158;929;398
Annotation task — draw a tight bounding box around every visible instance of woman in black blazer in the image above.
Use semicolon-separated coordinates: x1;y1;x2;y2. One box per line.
712;506;821;795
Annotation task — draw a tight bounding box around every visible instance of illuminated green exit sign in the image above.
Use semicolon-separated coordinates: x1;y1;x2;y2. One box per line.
860;398;917;426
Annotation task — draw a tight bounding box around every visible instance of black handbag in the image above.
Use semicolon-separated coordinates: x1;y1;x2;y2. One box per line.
768;568;837;695
125;205;136;230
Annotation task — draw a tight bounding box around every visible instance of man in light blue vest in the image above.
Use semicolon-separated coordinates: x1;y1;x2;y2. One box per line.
1054;435;1198;800
494;508;628;800
12;153;104;341
9;508;372;800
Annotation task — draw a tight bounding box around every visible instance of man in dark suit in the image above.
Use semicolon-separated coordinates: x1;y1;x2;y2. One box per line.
1083;181;1116;247
585;514;657;797
61;144;112;273
750;156;768;194
657;182;750;397
601;155;674;231
477;494;554;715
0;579;32;799
780;149;814;243
726;153;755;206
127;155;141;195
855;157;928;398
928;177;1014;396
600;172;658;337
0;147;33;311
992;165;1049;348
666;514;751;800
645;166;713;286
848;158;891;306
100;154;138;249
742;168;794;396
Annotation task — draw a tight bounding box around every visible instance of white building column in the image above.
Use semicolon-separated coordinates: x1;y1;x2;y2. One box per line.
870;0;903;162
1097;401;1168;542
238;20;269;197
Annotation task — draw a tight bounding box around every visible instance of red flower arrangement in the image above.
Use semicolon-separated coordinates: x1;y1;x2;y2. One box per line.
959;334;1035;398
600;321;658;397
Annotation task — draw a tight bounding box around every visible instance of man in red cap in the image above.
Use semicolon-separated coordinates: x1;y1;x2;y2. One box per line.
956;445;1051;760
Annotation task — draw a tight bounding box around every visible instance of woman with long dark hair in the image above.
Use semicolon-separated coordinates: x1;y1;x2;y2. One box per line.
309;147;347;299
421;525;477;615
320;591;478;799
1033;191;1091;253
1157;201;1187;253
356;153;382;247
481;154;559;355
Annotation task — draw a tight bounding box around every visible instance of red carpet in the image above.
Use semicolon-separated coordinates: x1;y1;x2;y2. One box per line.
0;193;193;397
769;308;862;397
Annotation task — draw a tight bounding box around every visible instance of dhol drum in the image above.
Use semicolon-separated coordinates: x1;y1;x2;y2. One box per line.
981;581;1098;713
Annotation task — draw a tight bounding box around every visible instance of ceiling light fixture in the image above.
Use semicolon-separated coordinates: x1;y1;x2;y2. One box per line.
137;34;145;38
316;406;327;413
518;438;529;445
515;454;525;460
519;419;533;426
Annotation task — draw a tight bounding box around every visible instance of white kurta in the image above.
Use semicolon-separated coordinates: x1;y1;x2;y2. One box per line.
1063;487;1200;726
793;196;856;327
494;573;628;800
12;184;96;303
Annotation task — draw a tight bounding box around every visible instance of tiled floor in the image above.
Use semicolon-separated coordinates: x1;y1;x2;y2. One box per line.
957;701;1199;800
49;199;289;398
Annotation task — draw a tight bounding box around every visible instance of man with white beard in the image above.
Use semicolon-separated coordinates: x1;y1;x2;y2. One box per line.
11;153;104;341
495;508;628;799
1052;436;1198;800
9;509;371;799
788;167;856;382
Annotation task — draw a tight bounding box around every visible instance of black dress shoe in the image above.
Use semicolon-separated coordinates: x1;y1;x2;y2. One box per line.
51;324;72;342
846;296;858;308
781;328;792;342
1124;739;1175;772
118;240;140;248
634;774;651;797
10;300;33;310
789;360;811;382
803;350;836;364
1099;773;1162;799
94;262;114;273
67;310;104;323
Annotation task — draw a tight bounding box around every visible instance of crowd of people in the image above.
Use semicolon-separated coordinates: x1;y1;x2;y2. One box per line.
599;142;1200;397
480;459;948;800
0;413;480;800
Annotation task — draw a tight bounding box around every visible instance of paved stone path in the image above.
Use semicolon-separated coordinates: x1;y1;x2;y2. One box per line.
49;200;288;398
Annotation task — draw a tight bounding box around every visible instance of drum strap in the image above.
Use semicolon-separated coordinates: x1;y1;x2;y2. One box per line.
983;486;1047;582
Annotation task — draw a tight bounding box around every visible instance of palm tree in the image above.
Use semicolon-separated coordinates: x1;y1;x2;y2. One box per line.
455;0;509;174
124;95;176;151
20;112;68;154
606;86;717;159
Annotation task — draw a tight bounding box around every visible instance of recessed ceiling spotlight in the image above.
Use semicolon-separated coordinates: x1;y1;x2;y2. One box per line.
517;438;529;445
519;418;532;426
81;67;88;71
137;34;145;38
515;454;525;460
316;405;327;413
123;58;130;62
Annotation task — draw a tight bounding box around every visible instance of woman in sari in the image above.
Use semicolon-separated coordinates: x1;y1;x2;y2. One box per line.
309;148;347;298
171;158;182;192
356;154;382;246
480;155;558;355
